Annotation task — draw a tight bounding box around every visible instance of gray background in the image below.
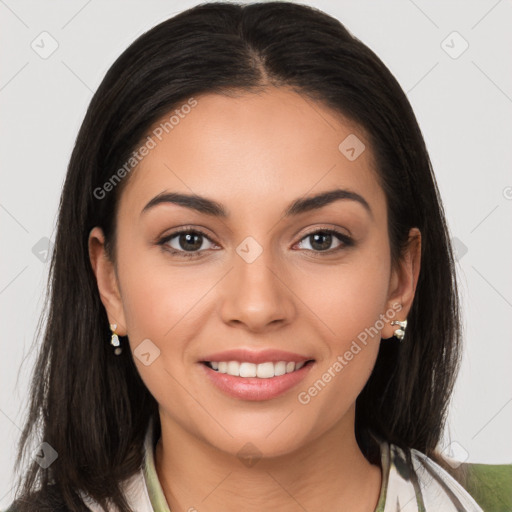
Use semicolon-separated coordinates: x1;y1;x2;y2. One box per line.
1;0;511;507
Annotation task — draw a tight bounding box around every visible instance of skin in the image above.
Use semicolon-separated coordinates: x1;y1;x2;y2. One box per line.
89;85;421;512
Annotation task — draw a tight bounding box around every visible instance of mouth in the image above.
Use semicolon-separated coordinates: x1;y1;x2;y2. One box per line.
201;359;315;378
198;358;316;401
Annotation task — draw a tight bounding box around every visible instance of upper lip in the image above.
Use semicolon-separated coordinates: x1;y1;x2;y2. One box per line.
199;348;314;364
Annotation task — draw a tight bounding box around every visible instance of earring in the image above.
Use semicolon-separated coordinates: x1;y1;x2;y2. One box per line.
110;323;122;355
390;319;407;341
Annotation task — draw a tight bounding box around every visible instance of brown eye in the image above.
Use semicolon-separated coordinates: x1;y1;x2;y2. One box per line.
172;232;205;252
296;229;353;254
158;228;217;258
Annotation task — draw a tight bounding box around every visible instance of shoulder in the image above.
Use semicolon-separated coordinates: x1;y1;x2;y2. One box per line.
408;446;484;511
2;485;86;512
4;468;150;512
383;442;484;511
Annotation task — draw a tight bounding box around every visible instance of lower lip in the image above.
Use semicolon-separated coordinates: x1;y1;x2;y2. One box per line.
199;361;315;401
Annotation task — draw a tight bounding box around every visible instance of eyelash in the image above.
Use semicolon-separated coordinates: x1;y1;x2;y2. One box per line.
157;226;354;259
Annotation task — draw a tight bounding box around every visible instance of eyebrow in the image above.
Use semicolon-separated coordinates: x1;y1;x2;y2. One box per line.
141;188;372;219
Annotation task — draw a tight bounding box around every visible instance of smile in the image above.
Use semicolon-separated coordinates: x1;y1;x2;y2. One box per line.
203;360;310;378
199;359;315;401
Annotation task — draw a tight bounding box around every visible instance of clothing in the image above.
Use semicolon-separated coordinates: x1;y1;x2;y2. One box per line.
78;417;483;512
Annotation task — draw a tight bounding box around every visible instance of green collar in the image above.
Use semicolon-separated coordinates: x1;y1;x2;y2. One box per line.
142;417;171;512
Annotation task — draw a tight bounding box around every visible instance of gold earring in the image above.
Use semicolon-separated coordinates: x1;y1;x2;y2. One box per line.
390;319;407;341
110;323;122;355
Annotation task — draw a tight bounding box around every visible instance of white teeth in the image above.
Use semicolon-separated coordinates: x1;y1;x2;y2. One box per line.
275;361;287;376
256;362;274;378
227;361;239;375
207;360;308;378
239;362;257;377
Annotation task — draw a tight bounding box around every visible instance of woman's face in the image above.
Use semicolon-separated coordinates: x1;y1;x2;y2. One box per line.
90;86;420;458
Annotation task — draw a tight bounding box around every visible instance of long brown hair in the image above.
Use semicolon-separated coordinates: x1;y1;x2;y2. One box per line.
10;2;462;511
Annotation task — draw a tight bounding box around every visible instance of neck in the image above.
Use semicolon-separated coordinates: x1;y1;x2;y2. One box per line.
154;407;382;512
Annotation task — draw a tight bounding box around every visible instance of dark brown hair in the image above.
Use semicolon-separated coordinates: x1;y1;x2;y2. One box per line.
9;2;462;511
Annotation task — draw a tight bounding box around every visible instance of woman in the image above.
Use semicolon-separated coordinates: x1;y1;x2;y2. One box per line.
5;2;486;511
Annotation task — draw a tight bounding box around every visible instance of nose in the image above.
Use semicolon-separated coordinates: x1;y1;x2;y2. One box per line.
219;244;296;332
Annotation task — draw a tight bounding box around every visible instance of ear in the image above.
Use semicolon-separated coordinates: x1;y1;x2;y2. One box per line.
88;226;127;336
381;227;421;339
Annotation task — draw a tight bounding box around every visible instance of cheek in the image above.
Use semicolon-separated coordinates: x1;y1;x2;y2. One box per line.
295;241;391;349
115;247;213;412
116;237;214;340
295;275;385;431
293;240;390;408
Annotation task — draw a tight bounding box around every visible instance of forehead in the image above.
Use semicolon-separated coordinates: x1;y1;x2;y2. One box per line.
119;86;386;221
